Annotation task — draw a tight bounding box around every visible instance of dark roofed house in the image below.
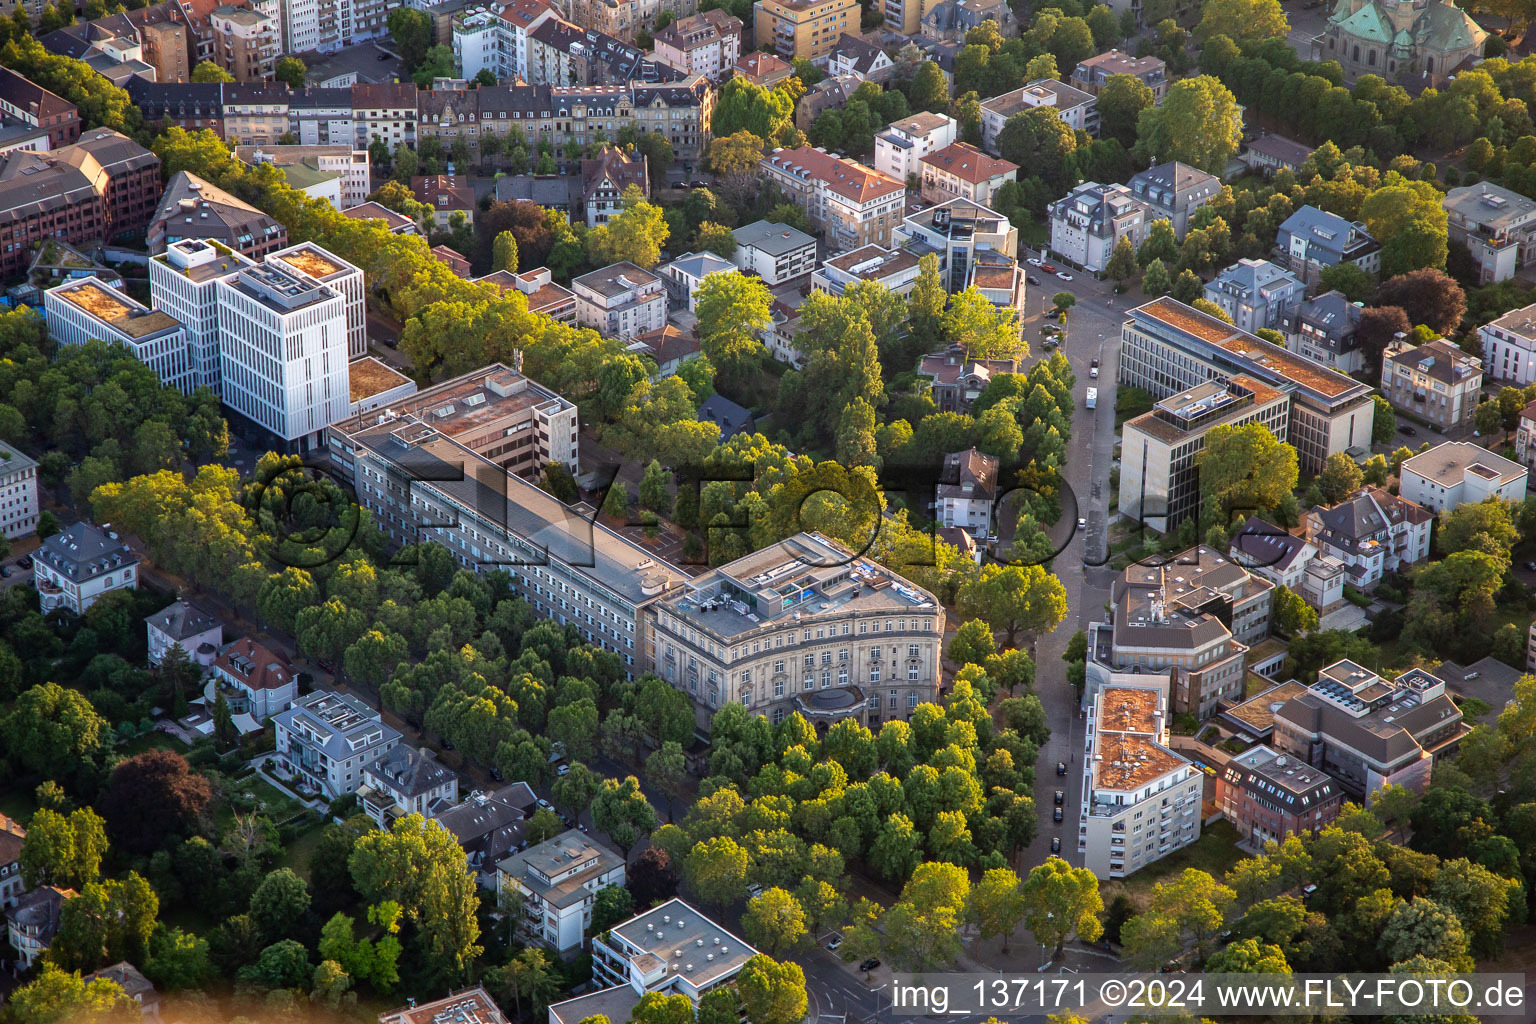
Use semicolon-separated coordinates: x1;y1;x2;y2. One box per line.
209;636;297;721
413;174;477;229
433;784;536;886
86;962;160;1017
937;447;999;539
697;393;756;438
7;886;73;969
148;170;288;258
0;68;82;148
1244;134;1316;175
432;244;472;277
360;745;461;829
0;813;24;909
1279;289;1365;375
917;343;1016;413
1217;745;1344;849
631;324;702;379
33;521;138;615
827;32;893;82
582;145;649;228
145;599;223;667
734;51;794;87
1305;487;1432;588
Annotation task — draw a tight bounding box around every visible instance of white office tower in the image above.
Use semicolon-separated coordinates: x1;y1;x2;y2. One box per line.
42;278;194;394
265;242;367;359
149;239;256;395
215;263;348;453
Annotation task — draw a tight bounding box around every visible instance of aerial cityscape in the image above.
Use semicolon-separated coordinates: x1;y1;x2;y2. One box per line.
0;0;1532;1018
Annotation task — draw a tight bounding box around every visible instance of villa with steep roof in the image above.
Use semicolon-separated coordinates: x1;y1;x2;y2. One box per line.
146;599;223;667
1311;0;1485;87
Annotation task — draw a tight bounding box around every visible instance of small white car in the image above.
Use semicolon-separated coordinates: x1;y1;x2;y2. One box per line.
1056;271;1074;281
556;764;571;776
1077;518;1088;531
1090;367;1099;378
1027;257;1044;267
827;934;844;951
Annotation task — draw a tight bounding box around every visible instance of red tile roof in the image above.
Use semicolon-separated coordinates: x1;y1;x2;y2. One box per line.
766;146;904;204
214;637;294;692
920;141;1017;184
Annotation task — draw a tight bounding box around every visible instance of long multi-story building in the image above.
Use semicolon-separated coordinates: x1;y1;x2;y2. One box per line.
1272;661;1465;798
273;689;401;799
1217;745;1343;848
754;0;857;60
1477;300;1536;386
649;532;944;731
565;0;701;43
329;364;578;483
1118;298;1375;475
1118;376;1290;534
214;261;349;453
327;381;689;672
1080;682;1202;879
265;242;367;359
149;238;256;395
0;130;160;278
1100;545;1270;718
760;146;906;250
497;830;626;955
1380;336;1482;432
43;277;194;394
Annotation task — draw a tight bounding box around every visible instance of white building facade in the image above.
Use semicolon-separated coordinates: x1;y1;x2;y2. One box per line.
149;238;256;396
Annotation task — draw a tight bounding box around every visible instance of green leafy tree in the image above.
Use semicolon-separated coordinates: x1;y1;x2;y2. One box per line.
1198;423;1299;523
21;807;109;890
956;564;1068;647
1097;74;1155;148
2;683;110;784
190;61;235;83
947;619;996;667
685;836;751;910
492;230;520;273
386;8;433;69
274;55;306;88
591;776;658;857
1141;258;1172;295
50;873;159;972
967;867;1027;953
1196;0;1288;46
1021;857;1104;961
249;868;312;941
1317;451;1364;504
586;185;670;269
1136;76;1243;173
1271;585;1319;638
6;965;132;1024
743;887;809;955
736;954;807;1024
695;271;773;381
1372;395;1397;445
1105;235;1138;282
883;862;970;969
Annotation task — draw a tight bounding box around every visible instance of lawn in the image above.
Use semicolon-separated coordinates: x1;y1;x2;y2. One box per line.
224;774;306;824
276;816;331;881
117;730;190;757
1099;820;1248;913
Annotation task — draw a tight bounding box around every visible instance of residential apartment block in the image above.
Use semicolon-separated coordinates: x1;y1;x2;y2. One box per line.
146;599;223;667
0;441;38;541
7;886;72;970
894;197;1018;291
236;144;371;210
1272;661;1465;798
661;251;735;312
1118;376;1290;534
760;146;906;250
44;277;194;395
652;10;742;78
215;262;350;453
33;522;139;615
148;170;289;258
980;79;1097;153
873;112;957;183
1443;180;1536;284
920;0;1015;39
1217;745;1344;848
1304;487;1432;588
273;689;401;799
1202;258;1303;335
1276;205;1380;288
573;262;668;340
1279;289;1365;374
919;142;1017;207
1126;161;1219;238
207;4;278;82
1079;683;1202;879
208;636;297;720
1518;399;1536;473
1477;301;1536;385
1070;49;1167;102
731;219;816;285
1100;546;1271;718
917;344;1017;413
811;244;922;297
649;532;945;731
1380;336;1482;431
1118;299;1375;474
826;32;893;81
1228;516;1345;613
754;0;858;60
1048;181;1144;273
881;0;940;35
497;831;626;955
565;0;701;43
1399;441;1528;513
359;745;460;829
936;447;998;539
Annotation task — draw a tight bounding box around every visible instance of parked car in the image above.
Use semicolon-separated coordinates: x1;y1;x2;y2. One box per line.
1050;836;1061;852
15;555;29;568
0;566;12;578
537;798;553;812
1077;517;1087;530
1056;271;1074;281
827;933;844;951
1090;357;1099;369
1027;274;1042;286
1398;423;1417;436
1053;806;1064;822
1041;262;1058;273
747;883;765;899
1054;790;1064;805
556;764;571;776
1057;761;1068;775
1524;561;1536;572
1089;366;1098;378
859;958;881;972
1027;257;1044;267
1042;337;1059;350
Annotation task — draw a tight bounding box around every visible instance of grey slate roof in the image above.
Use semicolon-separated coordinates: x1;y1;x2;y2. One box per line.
1278;205;1377;263
1230;515;1311;573
145;600;221;642
697;393;755;437
274;690;399;760
36;522;137;585
733;219;815;255
367;745;458;800
1128;161;1219;213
